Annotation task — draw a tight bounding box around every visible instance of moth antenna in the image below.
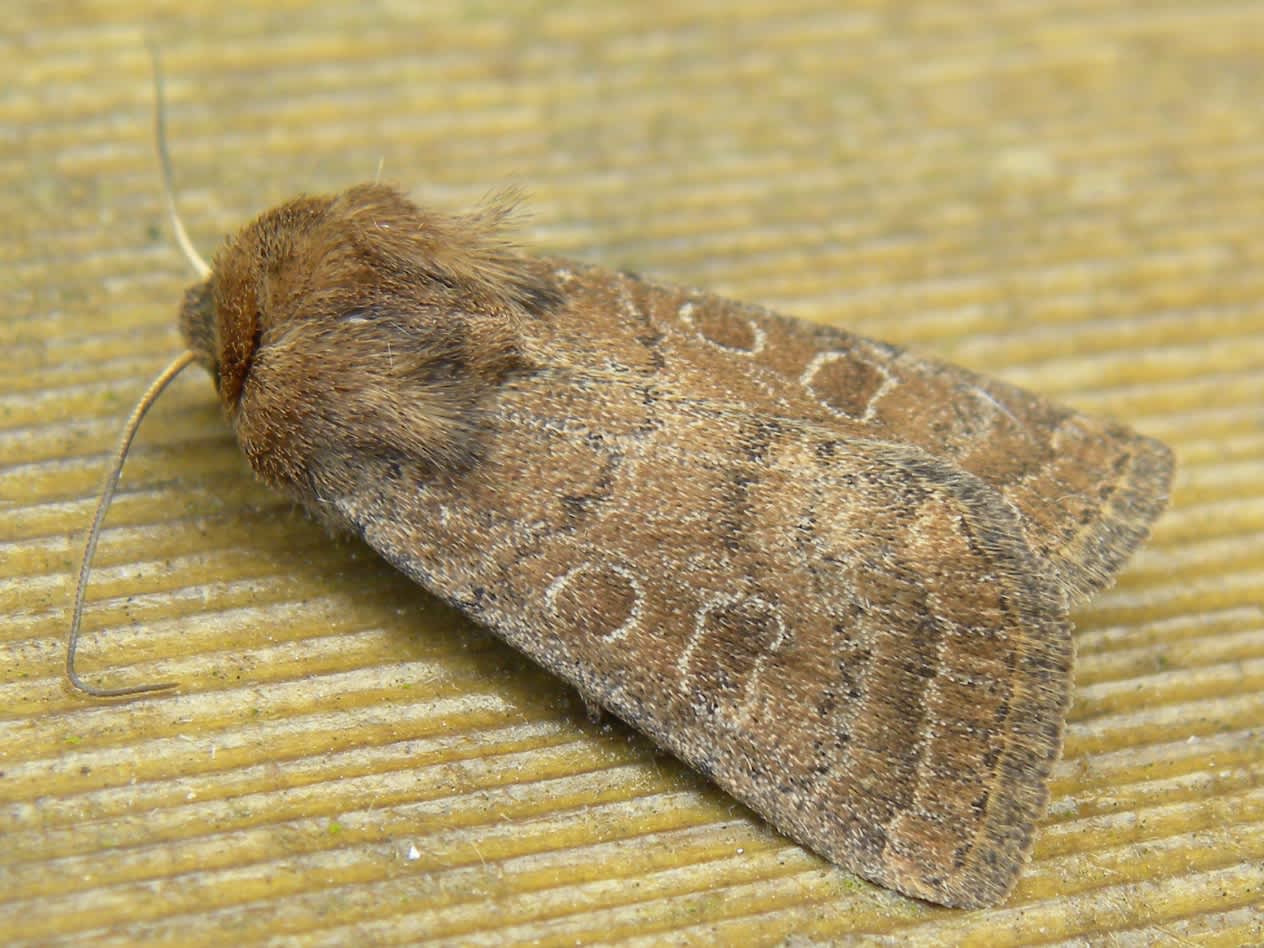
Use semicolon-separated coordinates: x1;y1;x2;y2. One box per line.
147;42;211;280
66;351;197;698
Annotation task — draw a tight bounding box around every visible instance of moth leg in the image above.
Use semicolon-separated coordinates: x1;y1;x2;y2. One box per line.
577;689;606;724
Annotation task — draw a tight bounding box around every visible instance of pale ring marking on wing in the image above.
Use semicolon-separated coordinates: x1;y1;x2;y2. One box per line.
544;560;644;643
800;349;897;422
677;301;768;356
677;592;789;718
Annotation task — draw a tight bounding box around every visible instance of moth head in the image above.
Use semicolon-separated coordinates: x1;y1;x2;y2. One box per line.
178;196;334;412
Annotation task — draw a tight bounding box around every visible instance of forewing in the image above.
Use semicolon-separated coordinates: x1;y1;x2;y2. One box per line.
549;264;1172;603
335;358;1072;908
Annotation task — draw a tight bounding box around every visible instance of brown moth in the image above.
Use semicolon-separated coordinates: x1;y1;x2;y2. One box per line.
69;60;1172;911
168;184;1172;907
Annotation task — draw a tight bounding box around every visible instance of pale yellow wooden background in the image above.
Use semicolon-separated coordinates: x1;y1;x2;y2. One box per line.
2;1;1262;945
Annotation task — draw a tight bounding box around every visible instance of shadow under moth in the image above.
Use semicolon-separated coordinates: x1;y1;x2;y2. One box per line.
68;64;1173;911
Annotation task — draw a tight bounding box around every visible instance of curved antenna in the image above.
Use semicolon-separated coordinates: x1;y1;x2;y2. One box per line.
66;351;197;698
148;42;211;280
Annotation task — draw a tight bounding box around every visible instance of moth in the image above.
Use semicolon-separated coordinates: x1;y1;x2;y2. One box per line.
68;64;1172;910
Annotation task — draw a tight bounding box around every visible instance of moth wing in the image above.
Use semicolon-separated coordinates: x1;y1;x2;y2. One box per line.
581;267;1172;603
335;363;1072;908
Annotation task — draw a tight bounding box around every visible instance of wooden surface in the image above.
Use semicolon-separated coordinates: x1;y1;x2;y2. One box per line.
2;2;1262;944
